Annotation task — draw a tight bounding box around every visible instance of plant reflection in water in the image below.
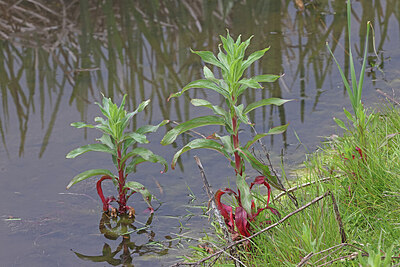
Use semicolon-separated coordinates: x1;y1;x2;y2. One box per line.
72;213;170;266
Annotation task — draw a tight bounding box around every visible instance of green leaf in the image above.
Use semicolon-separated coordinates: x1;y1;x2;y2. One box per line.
244;98;292;114
122;132;149;144
326;43;354;110
66;169;114;189
218;135;234;155
241;47;270;71
161;116;225;145
190;98;229;119
168;79;230;100
203;66;218;82
253;74;280;83
171;138;229;169
237;148;285;191
334;117;347;130
66;144;115;158
125;157;146;174
266;123;289;135
234;104;251;125
96;134;115;149
136;120;169;135
120;99;151;132
124;181;153;209
121;147;168;173
244;124;289;149
236;173;252;214
343;108;355;122
71;122;94;128
238;78;262;89
191;50;227;71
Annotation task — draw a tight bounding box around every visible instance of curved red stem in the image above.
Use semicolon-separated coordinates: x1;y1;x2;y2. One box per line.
97;175;112;212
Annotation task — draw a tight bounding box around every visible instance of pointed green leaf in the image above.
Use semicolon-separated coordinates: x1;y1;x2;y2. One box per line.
71;122;94;128
237;148;285;191
218;135;234;154
161;116;225;145
168;79;230;100
343;108;355;122
66;169;114;189
171;138;230;169
125;157;147;174
234;104;252;125
120;99;151;131
191;50;227;71
244;98;292;114
236;173;252;214
124;181;153;209
66;144;115;158
96;134;115;149
121;147;167;173
334;117;347;130
244;124;289;149
238;78;262;89
266;123;289;135
136;120;169;135
253;74;280;83
122;132;149;144
190;98;228;118
203;66;218;82
242;47;270;71
326;43;354;106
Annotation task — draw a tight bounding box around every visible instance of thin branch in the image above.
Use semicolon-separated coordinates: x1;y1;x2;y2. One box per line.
274;176;334;201
300;243;367;266
377;89;400;105
329;192;347;243
193;156;231;241
297;252;313;267
316;253;359;267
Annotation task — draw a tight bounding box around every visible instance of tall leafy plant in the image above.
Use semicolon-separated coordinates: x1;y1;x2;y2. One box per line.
161;32;291;237
66;95;168;215
327;0;373;136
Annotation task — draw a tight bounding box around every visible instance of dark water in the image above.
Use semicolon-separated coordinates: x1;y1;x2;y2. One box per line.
0;0;399;266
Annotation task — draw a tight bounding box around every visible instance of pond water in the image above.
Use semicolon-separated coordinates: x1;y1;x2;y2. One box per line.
0;0;399;266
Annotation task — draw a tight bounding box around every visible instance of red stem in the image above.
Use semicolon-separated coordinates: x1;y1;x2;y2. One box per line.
117;144;127;214
97;175;112;211
232;116;242;176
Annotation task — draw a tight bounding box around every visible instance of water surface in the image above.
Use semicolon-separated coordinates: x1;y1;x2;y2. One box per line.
0;0;399;266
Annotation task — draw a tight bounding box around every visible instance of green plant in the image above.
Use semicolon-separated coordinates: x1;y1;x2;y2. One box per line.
327;0;373;135
66;95;168;215
161;32;291;237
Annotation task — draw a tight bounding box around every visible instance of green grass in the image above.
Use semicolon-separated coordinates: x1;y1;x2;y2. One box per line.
236;105;400;266
183;105;400;266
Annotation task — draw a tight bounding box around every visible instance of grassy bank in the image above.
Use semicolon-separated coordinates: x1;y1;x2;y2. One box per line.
181;104;400;266
235;104;400;266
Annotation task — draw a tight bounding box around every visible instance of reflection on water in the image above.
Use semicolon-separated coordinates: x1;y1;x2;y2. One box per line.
73;213;170;266
0;0;398;156
0;0;399;266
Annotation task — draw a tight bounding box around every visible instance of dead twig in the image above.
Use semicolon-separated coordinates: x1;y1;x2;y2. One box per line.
298;243;367;266
274;176;334;201
193;156;231;241
193;156;241;266
329;192;347;243
297;252;313;267
250;124;298;207
377;89;400;105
